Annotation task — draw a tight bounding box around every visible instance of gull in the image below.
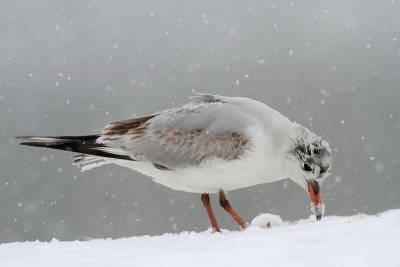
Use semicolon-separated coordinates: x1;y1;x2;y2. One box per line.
17;94;331;232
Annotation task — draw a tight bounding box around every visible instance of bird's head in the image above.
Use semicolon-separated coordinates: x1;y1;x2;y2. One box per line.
286;126;332;221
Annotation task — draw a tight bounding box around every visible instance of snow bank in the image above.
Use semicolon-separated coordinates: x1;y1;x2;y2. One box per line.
1;210;399;267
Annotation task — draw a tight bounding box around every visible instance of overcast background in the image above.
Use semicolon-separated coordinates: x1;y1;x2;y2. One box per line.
1;0;399;243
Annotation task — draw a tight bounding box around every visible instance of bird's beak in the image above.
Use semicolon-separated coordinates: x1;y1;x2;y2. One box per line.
307;180;324;221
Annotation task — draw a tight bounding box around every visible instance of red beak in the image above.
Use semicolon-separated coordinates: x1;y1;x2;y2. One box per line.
308;181;322;205
307;181;324;221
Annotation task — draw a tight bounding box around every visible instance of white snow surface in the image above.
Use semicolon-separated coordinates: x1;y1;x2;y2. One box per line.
1;210;399;267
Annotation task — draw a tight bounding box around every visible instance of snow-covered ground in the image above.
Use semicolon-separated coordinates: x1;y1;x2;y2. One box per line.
1;210;399;267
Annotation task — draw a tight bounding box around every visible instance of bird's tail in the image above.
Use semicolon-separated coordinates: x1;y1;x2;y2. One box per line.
16;135;133;161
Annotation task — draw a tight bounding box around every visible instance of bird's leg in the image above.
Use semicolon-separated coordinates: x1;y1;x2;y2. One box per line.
201;193;221;233
219;191;247;230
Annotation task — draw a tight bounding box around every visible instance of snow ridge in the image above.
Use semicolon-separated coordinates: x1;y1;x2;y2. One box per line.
1;210;399;267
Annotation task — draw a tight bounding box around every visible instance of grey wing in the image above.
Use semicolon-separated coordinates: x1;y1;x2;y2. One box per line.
98;97;253;170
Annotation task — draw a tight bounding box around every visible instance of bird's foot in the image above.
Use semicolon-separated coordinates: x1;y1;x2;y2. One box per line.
239;222;249;230
209;227;221;233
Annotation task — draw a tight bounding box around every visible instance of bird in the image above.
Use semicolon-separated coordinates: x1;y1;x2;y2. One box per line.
17;94;332;232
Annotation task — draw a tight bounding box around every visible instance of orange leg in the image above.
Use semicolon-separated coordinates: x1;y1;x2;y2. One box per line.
201;193;221;232
219;191;247;230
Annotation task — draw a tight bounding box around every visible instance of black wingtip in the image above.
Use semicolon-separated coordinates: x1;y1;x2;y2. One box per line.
19;142;31;146
16;135;134;162
19;142;52;147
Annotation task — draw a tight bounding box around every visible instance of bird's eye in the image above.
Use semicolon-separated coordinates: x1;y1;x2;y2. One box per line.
303;163;312;172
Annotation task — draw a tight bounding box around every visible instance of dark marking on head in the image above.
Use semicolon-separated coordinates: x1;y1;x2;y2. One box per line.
292;133;331;178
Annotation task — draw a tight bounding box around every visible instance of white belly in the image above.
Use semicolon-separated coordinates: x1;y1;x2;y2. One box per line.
110;146;287;194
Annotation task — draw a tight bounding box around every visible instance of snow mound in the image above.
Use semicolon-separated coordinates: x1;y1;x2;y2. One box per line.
1;210;399;267
250;213;283;228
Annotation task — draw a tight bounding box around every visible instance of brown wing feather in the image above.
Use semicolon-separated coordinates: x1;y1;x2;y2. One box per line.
101;114;156;140
153;127;248;161
99;112;250;169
